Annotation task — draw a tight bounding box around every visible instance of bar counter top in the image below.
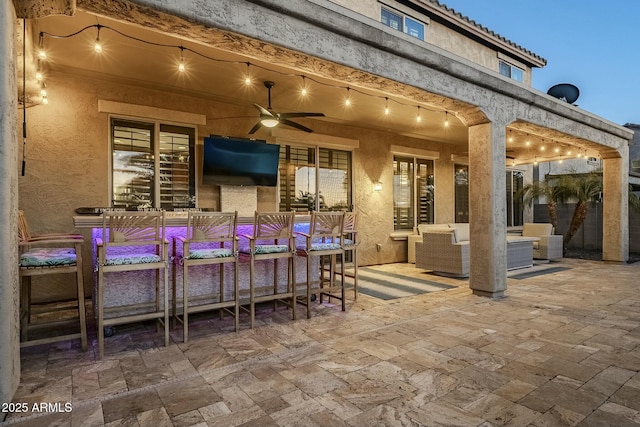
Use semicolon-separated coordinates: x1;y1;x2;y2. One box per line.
73;213;313;228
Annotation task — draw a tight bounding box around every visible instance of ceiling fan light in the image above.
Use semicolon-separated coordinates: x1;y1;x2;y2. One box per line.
260;117;279;128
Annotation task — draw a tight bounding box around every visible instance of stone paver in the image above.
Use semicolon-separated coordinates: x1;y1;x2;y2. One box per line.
3;258;640;426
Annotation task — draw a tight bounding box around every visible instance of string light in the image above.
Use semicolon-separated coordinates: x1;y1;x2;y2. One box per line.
384;97;389;115
444;111;449;127
178;46;186;72
244;62;252;86
37;32;46;60
35;71;43;81
38;23;462;123
94;25;103;53
344;87;351;106
508;129;513;143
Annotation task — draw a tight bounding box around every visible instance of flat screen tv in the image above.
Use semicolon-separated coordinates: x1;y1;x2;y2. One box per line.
202;136;280;186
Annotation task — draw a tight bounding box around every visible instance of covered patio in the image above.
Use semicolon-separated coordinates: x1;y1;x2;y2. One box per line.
1;0;633;408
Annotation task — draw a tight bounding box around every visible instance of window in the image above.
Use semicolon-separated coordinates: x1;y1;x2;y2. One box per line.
381;7;425;40
506;169;524;226
279;145;352;212
111;119;195;209
454;164;469;223
453;167;523;226
393;156;435;230
499;60;523;82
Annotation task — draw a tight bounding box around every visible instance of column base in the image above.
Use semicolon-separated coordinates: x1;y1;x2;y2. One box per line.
472;289;506;299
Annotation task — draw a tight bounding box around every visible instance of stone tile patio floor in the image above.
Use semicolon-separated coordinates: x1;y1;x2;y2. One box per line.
3;258;640;427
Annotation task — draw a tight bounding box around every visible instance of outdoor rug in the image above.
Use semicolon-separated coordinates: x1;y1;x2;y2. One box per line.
357;267;456;300
508;265;571;280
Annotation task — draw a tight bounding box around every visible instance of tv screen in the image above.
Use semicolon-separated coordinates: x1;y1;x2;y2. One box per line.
202;136;280;186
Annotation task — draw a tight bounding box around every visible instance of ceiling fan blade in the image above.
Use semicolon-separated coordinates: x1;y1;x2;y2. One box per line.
279;112;325;119
280;119;313;133
252;103;275;117
248;121;263;134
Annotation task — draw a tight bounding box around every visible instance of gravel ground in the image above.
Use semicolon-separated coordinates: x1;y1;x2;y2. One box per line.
564;247;640;264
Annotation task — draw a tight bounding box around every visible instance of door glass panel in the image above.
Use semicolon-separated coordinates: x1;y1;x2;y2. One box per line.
112;120;154;209
159;125;195;209
455;164;469;223
393;156;414;230
416;159;434;224
318;148;351;211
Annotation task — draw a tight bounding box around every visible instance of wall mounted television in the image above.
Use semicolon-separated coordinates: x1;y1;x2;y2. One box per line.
202;136;281;187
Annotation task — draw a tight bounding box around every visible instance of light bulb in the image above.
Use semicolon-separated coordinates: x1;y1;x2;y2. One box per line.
177;47;186;72
301;87;308;96
94;25;103;53
40;89;47;97
42;97;48;105
38;49;47;60
35;72;43;81
245;76;252;85
444;111;449;127
345;97;351;106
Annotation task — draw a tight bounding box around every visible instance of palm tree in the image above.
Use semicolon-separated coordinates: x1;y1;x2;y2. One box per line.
522;170;639;255
561;172;602;248
517;178;572;231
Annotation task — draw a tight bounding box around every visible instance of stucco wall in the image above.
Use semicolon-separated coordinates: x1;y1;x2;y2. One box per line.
19;69;463;301
0;3;20;409
327;0;532;85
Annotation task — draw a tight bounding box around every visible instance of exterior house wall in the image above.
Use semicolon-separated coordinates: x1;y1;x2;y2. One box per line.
329;0;533;85
626;123;640;175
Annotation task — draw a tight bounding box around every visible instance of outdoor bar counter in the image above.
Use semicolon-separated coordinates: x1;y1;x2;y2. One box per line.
73;213;320;319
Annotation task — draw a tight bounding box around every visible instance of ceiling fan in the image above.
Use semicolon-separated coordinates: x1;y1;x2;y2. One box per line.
249;81;325;134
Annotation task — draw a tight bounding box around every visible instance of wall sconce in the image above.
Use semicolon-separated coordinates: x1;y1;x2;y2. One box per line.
373;181;383;191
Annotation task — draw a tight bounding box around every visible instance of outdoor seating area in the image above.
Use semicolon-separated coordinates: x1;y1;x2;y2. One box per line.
522;222;564;260
413;223;556;277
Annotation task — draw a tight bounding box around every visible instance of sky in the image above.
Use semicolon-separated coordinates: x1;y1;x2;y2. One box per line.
439;0;638;126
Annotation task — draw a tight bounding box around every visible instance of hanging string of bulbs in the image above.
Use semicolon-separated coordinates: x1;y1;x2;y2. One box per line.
506;130;595;166
35;23;452;125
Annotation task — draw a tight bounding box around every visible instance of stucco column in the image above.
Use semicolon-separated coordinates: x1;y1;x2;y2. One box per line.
468;121;508;298
0;2;20;408
602;149;629;262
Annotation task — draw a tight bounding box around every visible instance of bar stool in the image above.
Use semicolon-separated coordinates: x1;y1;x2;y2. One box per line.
18;210;88;350
96;210;169;359
239;211;296;328
340;211;359;301
295;211;345;316
172;211;239;342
